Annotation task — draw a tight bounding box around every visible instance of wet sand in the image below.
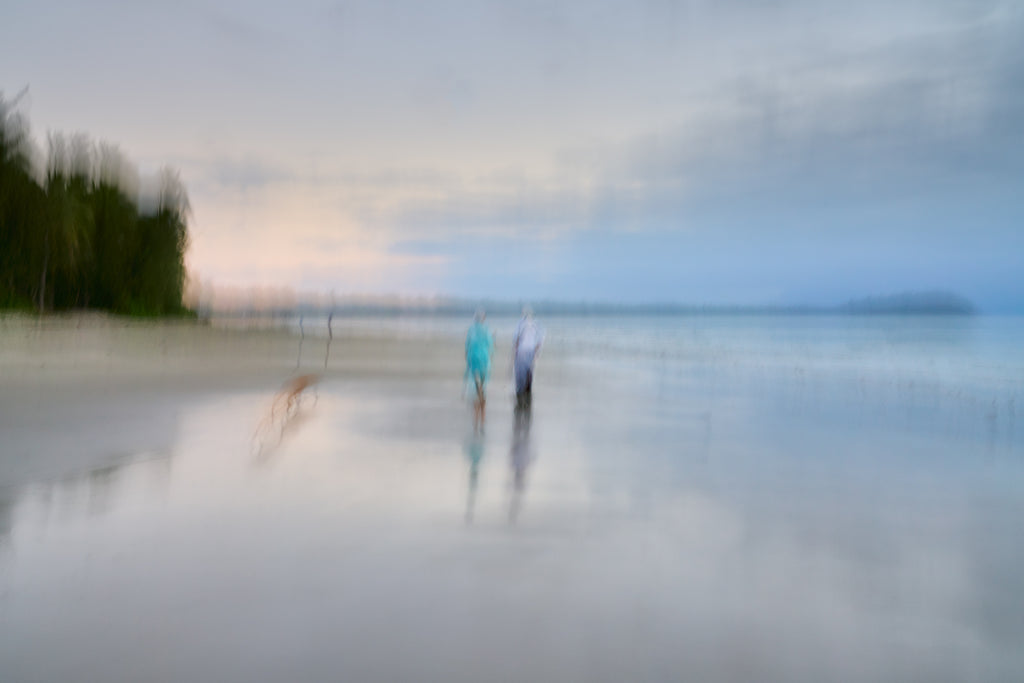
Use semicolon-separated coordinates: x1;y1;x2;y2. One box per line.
1;314;1022;682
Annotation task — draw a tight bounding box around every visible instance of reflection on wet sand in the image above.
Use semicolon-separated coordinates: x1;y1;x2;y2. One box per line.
463;432;484;523
1;452;173;547
509;398;533;523
0;495;16;547
251;374;320;460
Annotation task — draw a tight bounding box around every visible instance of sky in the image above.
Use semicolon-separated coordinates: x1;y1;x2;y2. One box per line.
2;0;1023;310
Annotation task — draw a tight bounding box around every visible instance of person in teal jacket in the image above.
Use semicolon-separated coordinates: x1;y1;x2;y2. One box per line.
465;309;495;432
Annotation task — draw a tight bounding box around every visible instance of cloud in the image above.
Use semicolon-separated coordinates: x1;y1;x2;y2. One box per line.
361;5;1024;245
200;157;302;191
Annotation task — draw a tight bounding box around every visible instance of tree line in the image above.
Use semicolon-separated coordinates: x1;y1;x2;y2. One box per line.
1;91;191;315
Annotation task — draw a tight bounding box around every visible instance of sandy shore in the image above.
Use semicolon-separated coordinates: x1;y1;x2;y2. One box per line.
0;314;472;489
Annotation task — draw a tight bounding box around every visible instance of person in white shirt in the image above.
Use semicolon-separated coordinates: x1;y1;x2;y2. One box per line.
511;307;543;406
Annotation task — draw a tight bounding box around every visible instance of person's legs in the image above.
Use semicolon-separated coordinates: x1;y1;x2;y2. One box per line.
514;350;534;398
474;374;486;432
476;376;486;426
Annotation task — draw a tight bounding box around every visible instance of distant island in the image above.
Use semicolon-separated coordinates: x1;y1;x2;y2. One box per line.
839;291;975;315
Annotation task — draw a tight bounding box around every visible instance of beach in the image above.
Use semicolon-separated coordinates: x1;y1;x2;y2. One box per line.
1;313;1022;682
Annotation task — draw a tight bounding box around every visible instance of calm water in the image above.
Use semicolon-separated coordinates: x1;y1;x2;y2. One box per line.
2;314;1022;681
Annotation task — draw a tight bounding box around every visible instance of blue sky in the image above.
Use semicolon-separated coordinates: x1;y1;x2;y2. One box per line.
3;0;1022;309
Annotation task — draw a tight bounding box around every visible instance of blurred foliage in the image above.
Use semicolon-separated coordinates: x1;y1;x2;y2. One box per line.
1;91;192;316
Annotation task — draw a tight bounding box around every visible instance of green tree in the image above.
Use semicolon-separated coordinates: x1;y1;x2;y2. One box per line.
0;90;45;308
132;168;190;314
41;133;94;310
88;149;140;313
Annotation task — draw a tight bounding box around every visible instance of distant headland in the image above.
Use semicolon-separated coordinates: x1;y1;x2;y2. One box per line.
838;291;975;315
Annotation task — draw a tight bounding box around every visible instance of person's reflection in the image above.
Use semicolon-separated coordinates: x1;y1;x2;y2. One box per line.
464;431;485;523
509;398;533;523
